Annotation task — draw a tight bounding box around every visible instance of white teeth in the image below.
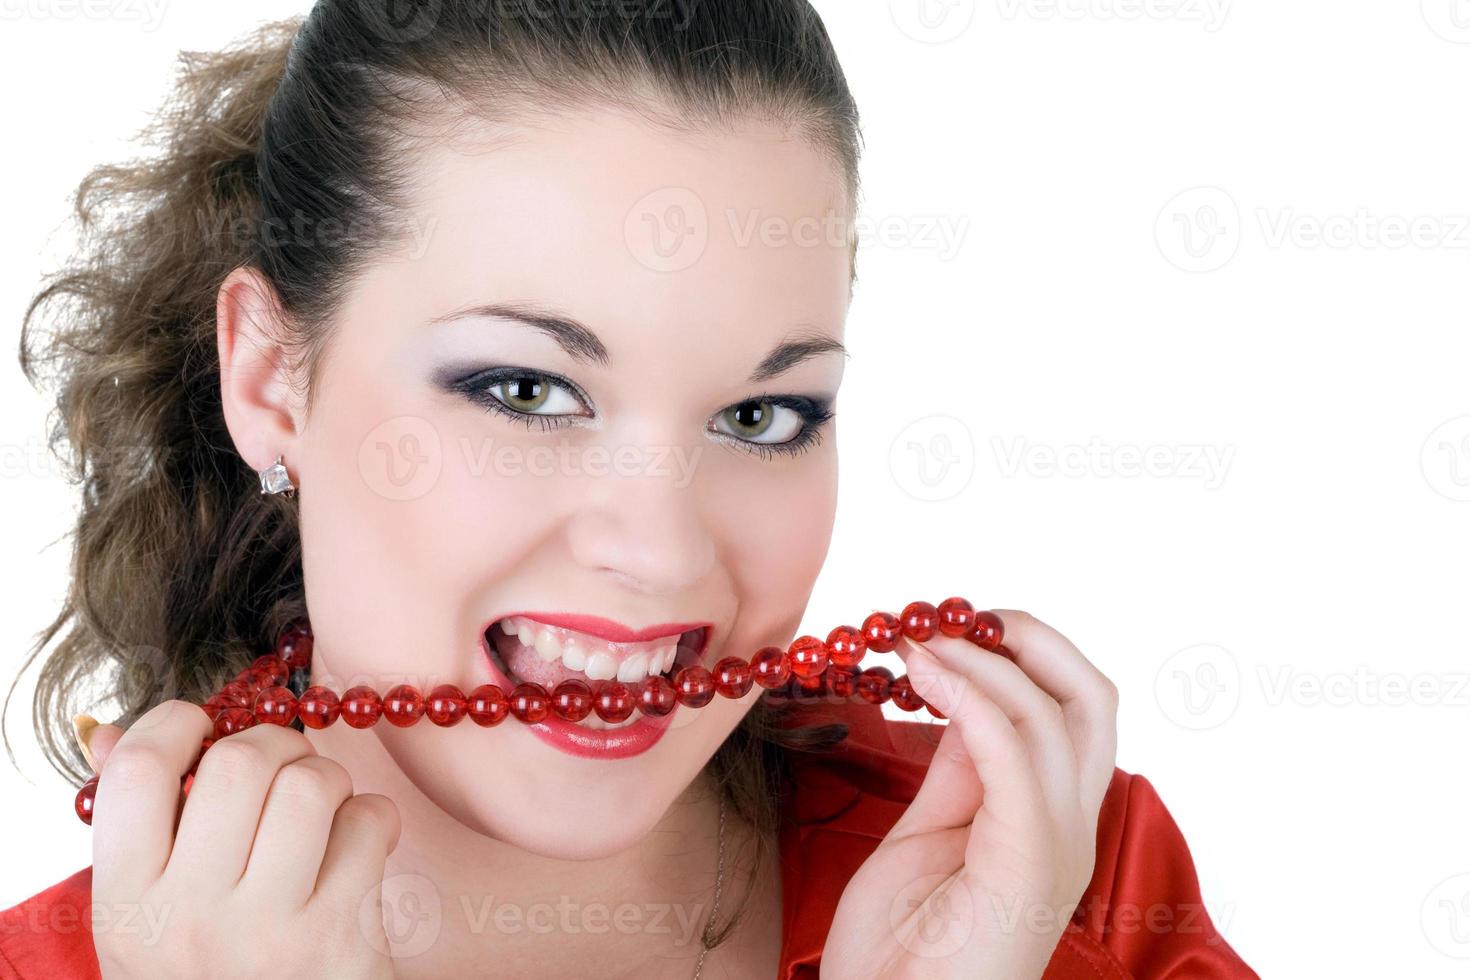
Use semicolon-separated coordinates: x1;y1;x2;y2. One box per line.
561;639;586;671
585;651;618;681
619;653;649;683
496;617;697;687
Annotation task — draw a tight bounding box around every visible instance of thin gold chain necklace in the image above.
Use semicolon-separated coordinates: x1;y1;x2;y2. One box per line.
691;793;728;980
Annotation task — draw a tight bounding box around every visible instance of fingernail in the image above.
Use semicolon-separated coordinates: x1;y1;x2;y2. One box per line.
900;634;930;656
72;713;99;771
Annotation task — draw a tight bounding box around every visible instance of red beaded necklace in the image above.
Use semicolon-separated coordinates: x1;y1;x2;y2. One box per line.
73;596;1008;824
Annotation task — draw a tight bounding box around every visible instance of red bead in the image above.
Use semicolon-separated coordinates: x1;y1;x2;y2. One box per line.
509;683;550;724
965;610;1005;651
786;636;829;679
995;644;1016;662
242;665;277;690
594;681;636;723
213;706;255;738
673;665;716;708
426;684;467;727
792;672;826;700
826;625;867;669
251;653;290;678
277;631;313;670
201;696;228;721
637;675;678;716
926;701;947;719
712;657;753;699
890;674;925;712
221;679;256;702
213;689;250;710
340;686;383;729
75;775;99;825
550;679;594;722
297;686;341;729
825;665;860;699
856;666;894;705
246;660;288;689
252;685;298;726
749;646;790;689
899;601;939;642
467;685;509;727
861;612;902;653
383;684;426;727
936;597;975;638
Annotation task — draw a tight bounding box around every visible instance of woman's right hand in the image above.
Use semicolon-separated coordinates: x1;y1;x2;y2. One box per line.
85;699;402;979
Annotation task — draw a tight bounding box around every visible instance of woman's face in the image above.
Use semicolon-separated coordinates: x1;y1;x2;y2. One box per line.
291;105;853;858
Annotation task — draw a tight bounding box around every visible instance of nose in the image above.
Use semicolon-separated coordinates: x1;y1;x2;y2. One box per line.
564;464;716;598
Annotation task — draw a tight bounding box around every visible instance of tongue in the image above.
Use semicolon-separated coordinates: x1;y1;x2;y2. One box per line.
494;629;595;689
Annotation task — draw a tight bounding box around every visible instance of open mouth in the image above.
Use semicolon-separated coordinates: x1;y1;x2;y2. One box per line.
484;617;710;731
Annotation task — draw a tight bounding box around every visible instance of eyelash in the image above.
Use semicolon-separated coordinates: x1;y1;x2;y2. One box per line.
444;366;835;459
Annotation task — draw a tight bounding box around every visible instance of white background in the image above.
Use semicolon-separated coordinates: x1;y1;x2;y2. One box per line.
3;1;1468;975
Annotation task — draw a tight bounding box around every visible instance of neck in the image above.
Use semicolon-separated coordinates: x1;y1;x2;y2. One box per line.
305;723;771;978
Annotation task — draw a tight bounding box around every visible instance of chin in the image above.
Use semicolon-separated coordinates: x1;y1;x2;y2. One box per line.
378;727;695;859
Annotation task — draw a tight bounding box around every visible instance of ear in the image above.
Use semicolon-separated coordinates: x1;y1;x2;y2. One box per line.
216;266;306;479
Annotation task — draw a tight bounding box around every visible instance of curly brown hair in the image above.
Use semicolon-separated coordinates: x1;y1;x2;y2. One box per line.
7;0;863;953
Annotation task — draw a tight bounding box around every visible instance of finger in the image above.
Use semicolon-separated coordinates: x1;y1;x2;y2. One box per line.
82;723;125;772
164;723;317;891
898;634;1081;820
310;793;402;912
91;700;213;901
886;715;983;840
892;645;1046;837
238;755;355;910
990;610;1119;817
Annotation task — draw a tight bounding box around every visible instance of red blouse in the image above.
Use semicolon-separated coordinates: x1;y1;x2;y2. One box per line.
0;699;1256;979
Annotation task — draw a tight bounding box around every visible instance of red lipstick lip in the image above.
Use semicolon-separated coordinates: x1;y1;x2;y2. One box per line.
493;612;714;647
474;631;680;760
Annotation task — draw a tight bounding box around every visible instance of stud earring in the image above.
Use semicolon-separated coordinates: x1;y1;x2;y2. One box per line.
258;455;296;497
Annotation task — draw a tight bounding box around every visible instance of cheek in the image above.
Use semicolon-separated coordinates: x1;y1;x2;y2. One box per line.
715;450;839;624
295;373;572;687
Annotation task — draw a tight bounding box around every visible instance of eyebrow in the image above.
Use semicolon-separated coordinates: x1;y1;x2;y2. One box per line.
430;303;611;366
746;333;849;384
430;303;848;383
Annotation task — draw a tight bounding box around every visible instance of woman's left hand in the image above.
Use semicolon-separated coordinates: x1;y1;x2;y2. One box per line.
823;609;1119;980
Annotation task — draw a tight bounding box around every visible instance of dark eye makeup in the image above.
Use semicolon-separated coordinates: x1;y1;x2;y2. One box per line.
434;364;835;459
